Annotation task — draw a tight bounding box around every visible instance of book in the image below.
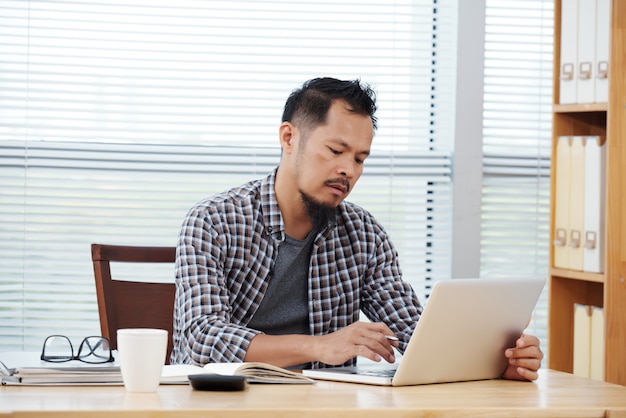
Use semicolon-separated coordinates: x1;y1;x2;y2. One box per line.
0;351;123;386
161;362;315;385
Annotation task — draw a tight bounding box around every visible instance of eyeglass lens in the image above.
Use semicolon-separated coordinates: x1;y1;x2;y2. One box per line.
42;335;74;362
77;336;112;363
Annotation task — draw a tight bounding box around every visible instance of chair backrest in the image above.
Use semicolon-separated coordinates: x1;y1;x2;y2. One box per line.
91;243;176;364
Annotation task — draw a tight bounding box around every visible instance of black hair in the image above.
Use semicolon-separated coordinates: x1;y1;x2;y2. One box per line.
281;77;378;133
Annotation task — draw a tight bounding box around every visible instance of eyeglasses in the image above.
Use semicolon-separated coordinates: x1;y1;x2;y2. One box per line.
40;335;115;364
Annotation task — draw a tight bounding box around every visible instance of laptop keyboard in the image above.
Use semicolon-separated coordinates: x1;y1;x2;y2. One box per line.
353;367;397;378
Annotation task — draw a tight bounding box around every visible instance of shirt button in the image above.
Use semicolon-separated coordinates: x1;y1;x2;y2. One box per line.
268;226;273;233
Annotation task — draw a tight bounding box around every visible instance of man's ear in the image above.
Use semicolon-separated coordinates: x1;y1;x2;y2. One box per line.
279;122;298;154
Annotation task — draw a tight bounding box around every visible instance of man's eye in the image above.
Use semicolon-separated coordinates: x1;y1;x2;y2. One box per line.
329;148;341;155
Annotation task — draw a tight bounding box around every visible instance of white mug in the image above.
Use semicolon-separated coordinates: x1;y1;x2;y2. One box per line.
117;328;168;392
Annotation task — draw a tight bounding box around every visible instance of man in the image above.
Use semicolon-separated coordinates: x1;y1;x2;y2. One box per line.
171;77;543;380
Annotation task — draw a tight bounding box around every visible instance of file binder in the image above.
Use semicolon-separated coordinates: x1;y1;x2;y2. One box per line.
553;136;571;268
568;137;585;271
594;0;610;103
559;0;578;104
572;304;605;381
573;304;591;378
576;0;596;104
560;0;611;104
590;306;605;381
583;136;606;273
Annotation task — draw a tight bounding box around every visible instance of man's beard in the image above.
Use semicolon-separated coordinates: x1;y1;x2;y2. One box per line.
300;191;338;228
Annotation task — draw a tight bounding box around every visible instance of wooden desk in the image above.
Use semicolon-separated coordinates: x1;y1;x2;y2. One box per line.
2;370;626;418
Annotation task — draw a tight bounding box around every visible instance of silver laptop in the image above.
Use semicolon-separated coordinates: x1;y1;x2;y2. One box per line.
303;277;545;386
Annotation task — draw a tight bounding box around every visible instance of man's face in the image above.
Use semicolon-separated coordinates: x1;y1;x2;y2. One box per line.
294;100;374;210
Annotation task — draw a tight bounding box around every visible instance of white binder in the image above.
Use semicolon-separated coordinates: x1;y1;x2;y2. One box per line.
553;137;571;268
573;304;605;380
576;0;596;104
573;304;591;378
583;136;606;273
559;0;578;104
590;306;605;381
568;137;585;271
594;0;610;103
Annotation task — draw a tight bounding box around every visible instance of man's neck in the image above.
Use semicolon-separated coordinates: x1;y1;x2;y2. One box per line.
280;200;313;240
274;169;313;240
284;220;313;241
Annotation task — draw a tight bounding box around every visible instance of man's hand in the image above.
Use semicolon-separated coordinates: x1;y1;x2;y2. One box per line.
314;322;399;365
244;322;398;368
501;333;544;381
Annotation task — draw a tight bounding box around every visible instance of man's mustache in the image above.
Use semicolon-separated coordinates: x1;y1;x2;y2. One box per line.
324;178;350;193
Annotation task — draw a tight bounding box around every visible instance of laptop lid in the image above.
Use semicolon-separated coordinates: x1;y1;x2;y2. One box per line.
303;277;545;386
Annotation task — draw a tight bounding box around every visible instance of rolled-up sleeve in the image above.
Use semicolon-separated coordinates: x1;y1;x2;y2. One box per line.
360;224;423;354
171;206;261;366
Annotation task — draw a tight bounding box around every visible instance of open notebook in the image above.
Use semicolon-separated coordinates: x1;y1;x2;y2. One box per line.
303;277;545;386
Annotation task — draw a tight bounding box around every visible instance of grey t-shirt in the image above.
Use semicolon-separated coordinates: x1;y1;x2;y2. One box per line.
247;231;315;336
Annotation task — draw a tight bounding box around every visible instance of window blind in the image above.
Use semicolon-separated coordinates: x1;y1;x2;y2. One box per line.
481;0;553;355
0;0;456;351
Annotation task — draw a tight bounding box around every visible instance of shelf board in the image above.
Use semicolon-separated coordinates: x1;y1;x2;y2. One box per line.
553;103;608;113
549;268;605;283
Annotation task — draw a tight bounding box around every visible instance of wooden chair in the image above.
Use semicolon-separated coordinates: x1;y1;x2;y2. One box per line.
91;243;176;364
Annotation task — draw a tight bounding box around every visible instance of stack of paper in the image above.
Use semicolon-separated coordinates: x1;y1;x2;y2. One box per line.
2;352;315;386
0;351;122;386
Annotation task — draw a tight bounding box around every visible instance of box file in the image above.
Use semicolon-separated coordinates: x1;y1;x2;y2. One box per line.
590;306;605;380
594;0;610;102
568;137;585;271
583;136;606;273
572;304;605;381
553;137;571;268
573;304;591;377
553;136;605;272
559;0;578;104
560;0;611;104
576;0;596;103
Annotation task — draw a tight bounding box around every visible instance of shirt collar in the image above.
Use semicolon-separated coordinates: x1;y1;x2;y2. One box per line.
260;168;285;240
260;168;340;240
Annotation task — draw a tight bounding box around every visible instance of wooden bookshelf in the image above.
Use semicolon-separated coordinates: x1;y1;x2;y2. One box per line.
548;0;626;385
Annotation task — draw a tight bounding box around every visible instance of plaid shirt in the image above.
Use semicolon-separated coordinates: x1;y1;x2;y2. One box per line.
171;169;423;368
